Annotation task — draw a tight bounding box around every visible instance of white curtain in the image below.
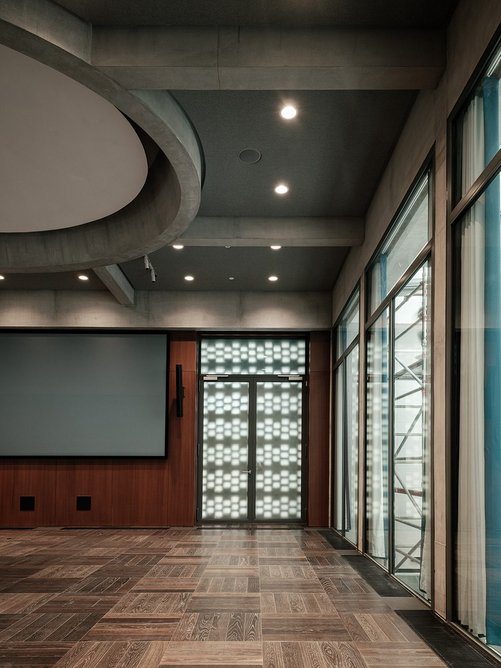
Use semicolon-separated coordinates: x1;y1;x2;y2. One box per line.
419;263;432;599
457;94;486;637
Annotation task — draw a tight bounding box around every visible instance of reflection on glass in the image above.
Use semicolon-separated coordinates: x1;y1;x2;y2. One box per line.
393;262;431;600
454;44;501;203
455;173;501;654
366;309;390;568
345;346;359;544
369;174;430;315
255;382;302;520
201;382;249;520
200;338;306;375
335;366;344;532
337;289;360;358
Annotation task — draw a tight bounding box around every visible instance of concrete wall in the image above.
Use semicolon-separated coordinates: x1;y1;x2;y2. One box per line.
331;0;501;620
0;289;332;330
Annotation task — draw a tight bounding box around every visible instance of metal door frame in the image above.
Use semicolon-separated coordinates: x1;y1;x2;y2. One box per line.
197;374;307;524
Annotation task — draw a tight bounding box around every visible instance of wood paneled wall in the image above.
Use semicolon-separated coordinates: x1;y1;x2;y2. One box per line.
308;331;331;526
0;333;197;528
0;331;330;528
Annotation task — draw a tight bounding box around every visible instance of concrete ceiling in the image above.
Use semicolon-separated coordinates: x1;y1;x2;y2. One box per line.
172;90;416;218
0;0;459;296
54;0;458;28
121;246;349;292
0;44;148;233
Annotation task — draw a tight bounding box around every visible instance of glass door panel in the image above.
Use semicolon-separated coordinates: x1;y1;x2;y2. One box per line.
201;382;250;521
366;309;390;568
393;262;431;600
255;382;302;520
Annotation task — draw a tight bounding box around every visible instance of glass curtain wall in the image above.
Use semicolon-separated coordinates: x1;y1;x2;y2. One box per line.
366;309;390;566
453;42;501;655
333;290;360;546
365;170;432;601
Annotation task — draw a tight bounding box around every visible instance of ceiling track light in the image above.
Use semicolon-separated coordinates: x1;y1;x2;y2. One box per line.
144;254;156;282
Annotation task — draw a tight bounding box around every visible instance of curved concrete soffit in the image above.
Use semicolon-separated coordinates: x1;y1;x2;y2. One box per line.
0;1;202;272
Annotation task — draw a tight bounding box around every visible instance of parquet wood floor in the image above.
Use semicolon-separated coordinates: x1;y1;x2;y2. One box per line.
0;528;446;667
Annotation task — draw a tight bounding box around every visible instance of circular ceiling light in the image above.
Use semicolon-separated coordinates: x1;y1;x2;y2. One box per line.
0;274;5;280
229;276;235;281
274;184;289;195
172;244;184;250
270;245;282;250
268;275;279;282
78;274;89;281
238;148;262;164
184;275;195;282
280;105;297;120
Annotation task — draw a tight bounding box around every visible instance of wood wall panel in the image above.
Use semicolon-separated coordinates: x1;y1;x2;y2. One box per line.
56;461;114;526
308;331;331;527
0;333;198;528
0;461;57;527
0;331;329;528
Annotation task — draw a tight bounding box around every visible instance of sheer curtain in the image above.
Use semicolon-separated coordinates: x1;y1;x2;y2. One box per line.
457;94;486;637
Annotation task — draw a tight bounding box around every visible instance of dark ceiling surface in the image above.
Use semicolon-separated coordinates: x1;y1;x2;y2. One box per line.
120;246;349;292
173;90;416;218
2;1;459;294
54;0;458;28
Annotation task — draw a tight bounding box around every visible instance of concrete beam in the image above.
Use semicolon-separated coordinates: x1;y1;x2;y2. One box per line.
92;27;445;90
177;217;364;247
0;3;203;272
0;290;332;330
94;264;135;306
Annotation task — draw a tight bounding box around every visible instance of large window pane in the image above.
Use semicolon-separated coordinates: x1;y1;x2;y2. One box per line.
334;346;359;544
334;365;344;532
369;174;430;315
454;43;501;203
393;262;432;601
366;309;390;568
455;172;501;654
345;346;359;544
336;289;359;358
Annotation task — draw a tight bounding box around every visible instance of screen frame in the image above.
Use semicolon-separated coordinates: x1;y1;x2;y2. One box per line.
0;328;170;459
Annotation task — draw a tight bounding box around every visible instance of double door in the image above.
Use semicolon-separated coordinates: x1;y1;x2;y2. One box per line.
198;377;305;522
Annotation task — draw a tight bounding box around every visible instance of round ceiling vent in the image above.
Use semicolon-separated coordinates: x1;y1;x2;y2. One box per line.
238;148;262;164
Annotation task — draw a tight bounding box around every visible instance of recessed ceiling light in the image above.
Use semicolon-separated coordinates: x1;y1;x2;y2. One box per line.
172;244;184;250
229;276;235;281
268;275;279;282
280;104;297;120
0;274;5;280
270;245;282;250
184;275;194;282
78;274;89;281
274;184;289;195
224;245;231;249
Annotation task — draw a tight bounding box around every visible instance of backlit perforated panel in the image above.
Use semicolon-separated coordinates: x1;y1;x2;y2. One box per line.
255;382;302;520
201;382;249;520
200;338;306;375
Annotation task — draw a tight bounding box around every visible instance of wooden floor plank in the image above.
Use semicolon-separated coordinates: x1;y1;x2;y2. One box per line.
0;528;449;668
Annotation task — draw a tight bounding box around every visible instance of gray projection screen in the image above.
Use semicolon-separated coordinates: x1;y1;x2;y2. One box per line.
0;332;168;457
